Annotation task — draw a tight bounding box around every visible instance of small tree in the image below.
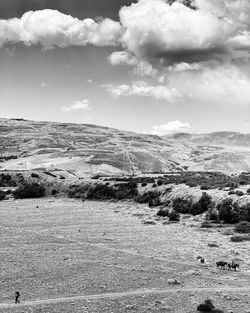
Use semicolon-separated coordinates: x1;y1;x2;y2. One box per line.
189;202;203;215
198;192;213;212
157;208;169;217
172;197;192;214
217;198;240;224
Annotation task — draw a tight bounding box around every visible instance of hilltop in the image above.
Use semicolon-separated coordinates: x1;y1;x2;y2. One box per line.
1;118;250;176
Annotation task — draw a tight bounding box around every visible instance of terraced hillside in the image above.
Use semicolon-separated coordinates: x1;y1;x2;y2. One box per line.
1;118;250;176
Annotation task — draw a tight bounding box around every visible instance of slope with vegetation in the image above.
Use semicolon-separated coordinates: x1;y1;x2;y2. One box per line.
1;118;250;176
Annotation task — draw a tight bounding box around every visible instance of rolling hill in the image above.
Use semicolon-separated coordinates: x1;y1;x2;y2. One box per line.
1;118;250;176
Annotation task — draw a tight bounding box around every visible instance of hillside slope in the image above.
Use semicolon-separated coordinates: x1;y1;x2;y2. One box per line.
1;119;250;176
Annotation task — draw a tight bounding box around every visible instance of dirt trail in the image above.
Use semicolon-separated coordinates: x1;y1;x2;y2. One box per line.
0;286;249;309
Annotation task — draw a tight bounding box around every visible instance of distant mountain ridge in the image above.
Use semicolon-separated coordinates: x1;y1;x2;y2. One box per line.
165;131;250;148
1;118;250;176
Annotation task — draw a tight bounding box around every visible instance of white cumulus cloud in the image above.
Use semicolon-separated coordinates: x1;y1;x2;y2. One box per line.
170;64;250;106
61;99;92;112
108;51;138;66
119;0;231;61
151;120;192;136
104;81;182;102
0;9;121;49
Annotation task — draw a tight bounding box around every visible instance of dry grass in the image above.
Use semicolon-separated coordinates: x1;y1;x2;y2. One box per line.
0;198;249;313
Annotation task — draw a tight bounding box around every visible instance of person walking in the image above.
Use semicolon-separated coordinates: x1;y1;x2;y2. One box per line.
15;291;20;304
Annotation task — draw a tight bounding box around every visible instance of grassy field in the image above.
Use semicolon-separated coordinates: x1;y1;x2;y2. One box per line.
0;198;249;312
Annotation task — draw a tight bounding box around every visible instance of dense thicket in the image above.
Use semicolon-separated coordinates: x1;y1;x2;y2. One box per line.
13;183;45;199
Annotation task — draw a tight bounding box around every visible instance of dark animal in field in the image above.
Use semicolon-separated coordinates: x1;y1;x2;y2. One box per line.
197;256;211;266
199;258;205;264
216;261;227;269
228;263;240;271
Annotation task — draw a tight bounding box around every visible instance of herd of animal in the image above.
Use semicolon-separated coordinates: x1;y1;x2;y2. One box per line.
197;257;240;271
216;260;240;271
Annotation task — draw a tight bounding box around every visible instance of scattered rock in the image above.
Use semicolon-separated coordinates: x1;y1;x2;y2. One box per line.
208;242;220;247
126;304;136;310
167;278;181;285
154;300;162;305
143;220;156;225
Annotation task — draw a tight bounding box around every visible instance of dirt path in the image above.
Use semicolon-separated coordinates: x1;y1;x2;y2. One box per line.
0;286;249;309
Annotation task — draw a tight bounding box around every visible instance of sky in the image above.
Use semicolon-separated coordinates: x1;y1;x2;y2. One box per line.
0;0;250;135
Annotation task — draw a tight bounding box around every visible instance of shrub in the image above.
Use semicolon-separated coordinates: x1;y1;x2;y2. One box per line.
157;179;163;186
148;197;162;207
86;181;138;201
51;189;57;195
199;192;213;212
206;209;218;221
157;208;169;217
0;190;6;201
172;197;193;214
200;185;209;190
31;173;39;178
190;202;203;215
217;199;240;224
86;184;116;200
247;188;250;195
197;299;215;312
235;190;244;196
200;221;212;228
196;299;224;313
141;182;147;187
91;175;101;179
136;190;160;204
234;221;250;234
239;203;250;222
0;173;16;187
230;235;250;242
169;210;180;222
68;185;90;198
152;183;157;188
13;183;45;199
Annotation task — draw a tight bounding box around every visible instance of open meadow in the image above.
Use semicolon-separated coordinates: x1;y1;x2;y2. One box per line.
0;198;249;313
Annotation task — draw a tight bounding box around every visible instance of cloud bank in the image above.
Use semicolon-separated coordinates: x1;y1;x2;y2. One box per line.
0;9;121;49
151;120;192;136
1;0;250;107
1;0;250;60
104;81;182;102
